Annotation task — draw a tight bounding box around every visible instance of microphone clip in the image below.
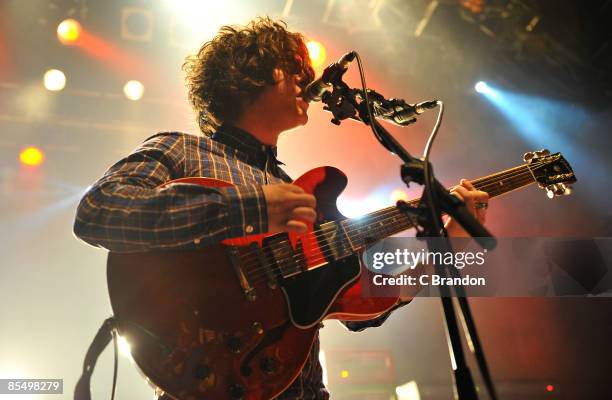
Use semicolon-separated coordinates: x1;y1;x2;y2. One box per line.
322;86;361;125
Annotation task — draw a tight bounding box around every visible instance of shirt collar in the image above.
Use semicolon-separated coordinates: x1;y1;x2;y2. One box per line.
211;125;284;169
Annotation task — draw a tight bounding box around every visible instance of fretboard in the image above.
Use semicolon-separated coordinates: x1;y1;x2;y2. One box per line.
338;163;536;252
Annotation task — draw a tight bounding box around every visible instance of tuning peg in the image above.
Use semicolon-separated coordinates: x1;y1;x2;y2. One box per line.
546;183;571;199
563;184;573;196
523;151;535;162
536;149;551;157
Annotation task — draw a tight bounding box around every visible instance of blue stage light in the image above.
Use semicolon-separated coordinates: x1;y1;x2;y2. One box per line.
475;81;488;93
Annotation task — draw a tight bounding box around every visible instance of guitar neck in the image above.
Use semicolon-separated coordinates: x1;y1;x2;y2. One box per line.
339;163;536;251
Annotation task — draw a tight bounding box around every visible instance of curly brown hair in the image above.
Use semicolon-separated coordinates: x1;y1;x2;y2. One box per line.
183;17;314;136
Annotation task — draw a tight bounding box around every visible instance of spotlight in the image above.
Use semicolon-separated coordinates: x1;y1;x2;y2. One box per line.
123;80;144;101
396;381;421;400
168;17;196;49
475;81;489;93
19;146;45;166
121;8;154;42
306;40;327;69
43;69;66;91
57;19;81;45
390;189;409;203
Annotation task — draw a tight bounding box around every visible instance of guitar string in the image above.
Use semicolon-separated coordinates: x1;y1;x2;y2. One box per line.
236;168;541;285
235;165;542;284
238;166;540;284
235;161;541;269
242;173;537;286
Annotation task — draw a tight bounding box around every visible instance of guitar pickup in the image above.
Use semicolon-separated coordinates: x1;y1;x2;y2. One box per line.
263;234;306;280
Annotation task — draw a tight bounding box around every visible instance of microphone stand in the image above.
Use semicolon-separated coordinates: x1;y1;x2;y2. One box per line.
321;83;499;400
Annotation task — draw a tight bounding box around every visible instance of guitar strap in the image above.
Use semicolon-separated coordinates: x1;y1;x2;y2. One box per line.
74;317;117;400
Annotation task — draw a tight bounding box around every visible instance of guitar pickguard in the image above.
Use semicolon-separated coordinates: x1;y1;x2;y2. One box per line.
281;255;361;328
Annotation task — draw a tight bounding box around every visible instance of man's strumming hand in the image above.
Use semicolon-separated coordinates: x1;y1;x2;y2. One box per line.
262;184;317;233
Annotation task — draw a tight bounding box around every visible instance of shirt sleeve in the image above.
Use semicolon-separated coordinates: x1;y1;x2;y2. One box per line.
73;132;269;252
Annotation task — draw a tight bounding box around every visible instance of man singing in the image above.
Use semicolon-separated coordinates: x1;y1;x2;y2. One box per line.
74;17;489;399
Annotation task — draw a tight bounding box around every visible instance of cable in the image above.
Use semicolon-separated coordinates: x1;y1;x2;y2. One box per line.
354;53;385;150
354;51;446;236
422;100;445;236
110;329;119;400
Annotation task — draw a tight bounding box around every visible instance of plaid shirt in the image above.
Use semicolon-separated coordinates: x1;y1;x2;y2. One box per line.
74;126;395;399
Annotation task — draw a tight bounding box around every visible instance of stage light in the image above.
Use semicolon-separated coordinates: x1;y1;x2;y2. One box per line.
546;384;554;392
390;189;409;203
306;40;327;69
475;81;489;93
43;69;66;91
336;198;366;219
167;0;242;46
396;380;421;400
337;193;387;219
19;146;45;167
476;84;590;165
121;8;154;42
123;80;144;101
57;18;81;45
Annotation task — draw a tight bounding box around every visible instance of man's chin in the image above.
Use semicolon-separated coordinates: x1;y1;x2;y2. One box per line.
299;113;309;125
281;115;309;133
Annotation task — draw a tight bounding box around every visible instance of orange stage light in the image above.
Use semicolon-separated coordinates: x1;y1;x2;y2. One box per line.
77;30;151;80
19;147;45;166
390;189;409;203
56;18;150;80
306;40;327;69
57;19;82;45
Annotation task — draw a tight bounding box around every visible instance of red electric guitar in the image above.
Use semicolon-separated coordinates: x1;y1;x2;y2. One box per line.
107;150;576;400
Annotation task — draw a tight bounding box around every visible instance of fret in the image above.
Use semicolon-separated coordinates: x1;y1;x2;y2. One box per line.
339;163;537;252
231;158;568;286
342;208;414;251
317;221;353;260
471;165;535;197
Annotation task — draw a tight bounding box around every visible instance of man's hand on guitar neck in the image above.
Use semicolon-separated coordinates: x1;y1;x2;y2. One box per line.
445;179;490;238
262;183;317;234
397;179;490;303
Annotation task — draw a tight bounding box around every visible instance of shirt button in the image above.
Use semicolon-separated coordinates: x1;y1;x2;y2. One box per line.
245;225;254;234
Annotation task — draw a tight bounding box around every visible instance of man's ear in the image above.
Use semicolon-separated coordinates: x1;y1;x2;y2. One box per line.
271;68;285;84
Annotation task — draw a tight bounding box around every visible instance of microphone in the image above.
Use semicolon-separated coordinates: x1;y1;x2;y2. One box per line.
372;99;439;126
301;51;356;103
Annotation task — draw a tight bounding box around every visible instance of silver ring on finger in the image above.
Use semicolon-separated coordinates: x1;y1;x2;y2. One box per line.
474;202;488;210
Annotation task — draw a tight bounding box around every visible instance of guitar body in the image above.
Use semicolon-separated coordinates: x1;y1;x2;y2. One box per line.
107;167;400;400
106;150;577;400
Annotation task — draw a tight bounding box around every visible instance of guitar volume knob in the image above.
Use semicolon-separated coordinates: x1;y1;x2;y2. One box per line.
193;364;211;379
260;356;279;374
228;384;245;399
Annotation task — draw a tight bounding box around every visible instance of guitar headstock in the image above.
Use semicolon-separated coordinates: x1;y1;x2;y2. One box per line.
523;149;577;198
